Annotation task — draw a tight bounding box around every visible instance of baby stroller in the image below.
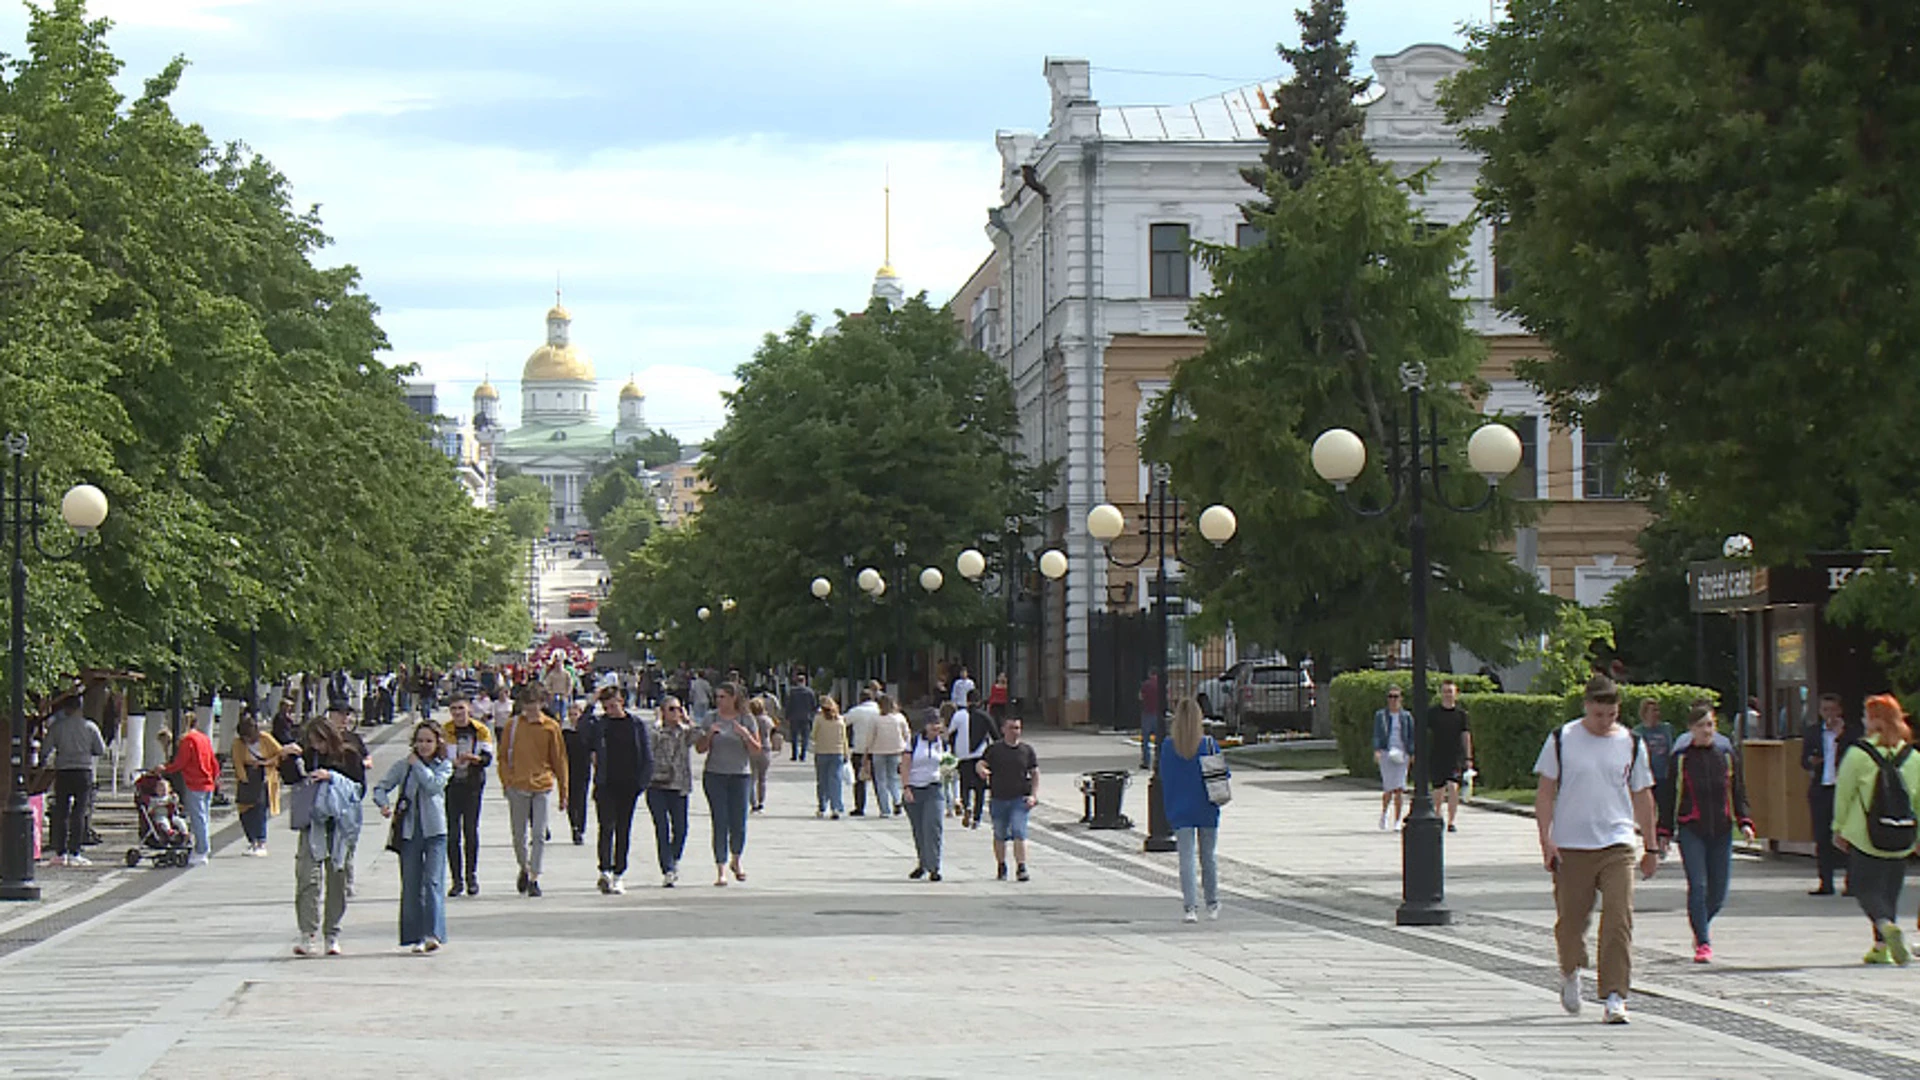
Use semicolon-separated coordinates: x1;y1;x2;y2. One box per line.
125;771;193;868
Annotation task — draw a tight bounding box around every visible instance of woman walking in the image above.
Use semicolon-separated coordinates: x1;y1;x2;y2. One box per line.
868;695;910;818
696;682;761;885
231;712;297;857
1159;698;1225;922
591;686;653;896
648;696;695;886
292;717;366;957
812;697;848;819
372;722;453;953
901;710;949;881
747;697;777;813
1658;702;1754;963
1834;694;1920;964
442;696;494;897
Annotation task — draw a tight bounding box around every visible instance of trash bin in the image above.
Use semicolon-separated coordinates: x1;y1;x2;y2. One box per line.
1080;770;1132;830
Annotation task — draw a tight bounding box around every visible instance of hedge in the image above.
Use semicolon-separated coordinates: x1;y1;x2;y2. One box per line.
1330;671;1720;789
1330;670;1496;780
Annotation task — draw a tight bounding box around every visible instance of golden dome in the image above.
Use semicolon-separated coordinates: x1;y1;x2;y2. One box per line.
619;379;643;401
547;304;571;322
875;262;899;279
473;380;499;401
523;344;595;382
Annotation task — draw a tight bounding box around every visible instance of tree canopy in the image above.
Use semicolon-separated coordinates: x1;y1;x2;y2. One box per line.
1444;0;1920;677
0;1;528;696
1245;0;1371;198
601;298;1048;677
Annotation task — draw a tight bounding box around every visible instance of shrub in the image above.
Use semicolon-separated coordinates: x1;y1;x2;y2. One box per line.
1330;670;1496;779
1460;692;1564;790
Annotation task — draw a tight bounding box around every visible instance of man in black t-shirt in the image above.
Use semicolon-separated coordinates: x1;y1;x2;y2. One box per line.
976;717;1040;882
1426;680;1473;833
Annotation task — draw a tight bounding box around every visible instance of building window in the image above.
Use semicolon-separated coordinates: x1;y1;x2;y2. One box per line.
1236;222;1264;248
1583;425;1623;499
682;501;694;514
1502;416;1539;499
1493;223;1515;299
682;476;694;489
1149;223;1190;299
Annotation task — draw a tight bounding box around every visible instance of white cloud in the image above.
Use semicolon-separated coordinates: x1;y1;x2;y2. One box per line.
88;0;258;31
179;69;585;123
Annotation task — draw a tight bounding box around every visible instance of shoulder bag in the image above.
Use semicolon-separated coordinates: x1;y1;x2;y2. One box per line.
1200;737;1232;806
385;766;412;854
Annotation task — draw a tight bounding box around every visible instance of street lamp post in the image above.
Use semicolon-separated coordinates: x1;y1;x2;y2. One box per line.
1;434;109;902
1086;465;1236;854
1310;367;1523;926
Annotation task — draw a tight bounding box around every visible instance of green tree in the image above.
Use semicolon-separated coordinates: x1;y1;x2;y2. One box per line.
582;466;647;530
610;298;1047;672
1149;151;1549;667
497;474;551;541
1598;497;1736;687
1245;0;1371;198
1527;603;1613;696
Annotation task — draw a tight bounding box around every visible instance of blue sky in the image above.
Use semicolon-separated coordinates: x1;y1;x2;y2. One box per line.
6;0;1498;440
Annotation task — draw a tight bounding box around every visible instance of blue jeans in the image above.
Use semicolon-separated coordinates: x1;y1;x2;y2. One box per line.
1176;826;1219;911
703;773;751;865
872;753;902;814
814;753;846;813
989;797;1030;843
1141;716;1158;768
1676;828;1732;947
181;788;212;858
646;786;689;874
397;833;448;946
790;717;812;761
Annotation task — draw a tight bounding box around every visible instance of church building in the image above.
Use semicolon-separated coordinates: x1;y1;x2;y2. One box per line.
475;298;649;529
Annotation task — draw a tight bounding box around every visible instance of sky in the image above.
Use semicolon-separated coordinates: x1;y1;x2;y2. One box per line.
2;0;1500;442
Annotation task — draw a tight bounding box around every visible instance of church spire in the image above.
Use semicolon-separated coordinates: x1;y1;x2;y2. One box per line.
872;169;904;307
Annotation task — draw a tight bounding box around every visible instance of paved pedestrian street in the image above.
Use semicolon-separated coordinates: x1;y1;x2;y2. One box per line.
0;726;1914;1079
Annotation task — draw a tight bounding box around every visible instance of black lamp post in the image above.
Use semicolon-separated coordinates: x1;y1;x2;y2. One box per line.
1085;462;1237;854
0;434;109;902
1310;364;1524;926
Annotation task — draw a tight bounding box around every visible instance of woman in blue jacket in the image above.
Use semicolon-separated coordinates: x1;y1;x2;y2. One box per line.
373;722;453;954
1159;697;1225;923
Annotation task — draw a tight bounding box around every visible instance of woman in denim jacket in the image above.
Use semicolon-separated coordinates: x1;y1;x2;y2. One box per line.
373;722;454;954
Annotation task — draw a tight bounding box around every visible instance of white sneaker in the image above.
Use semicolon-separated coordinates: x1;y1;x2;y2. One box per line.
1559;970;1582;1015
293;934;318;957
596;872;611;895
1183;909;1198;923
53;854;68;867
67;854;92;867
610;875;626;896
1602;994;1629;1024
324;937;342;956
666;869;678;887
186;853;208;868
1378;812;1390;832
1207;902;1222;921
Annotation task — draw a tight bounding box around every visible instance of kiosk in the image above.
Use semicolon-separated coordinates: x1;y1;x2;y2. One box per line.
1689;552;1892;846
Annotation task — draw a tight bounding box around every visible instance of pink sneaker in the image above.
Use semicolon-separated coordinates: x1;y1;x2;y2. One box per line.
1693;943;1712;964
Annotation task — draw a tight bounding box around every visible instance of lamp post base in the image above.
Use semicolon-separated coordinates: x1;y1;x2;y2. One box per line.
0;801;40;901
1143;768;1177;853
1396;805;1450;926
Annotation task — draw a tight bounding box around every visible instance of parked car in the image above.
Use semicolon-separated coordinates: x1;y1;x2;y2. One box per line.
1195;665;1243;720
1222;657;1316;736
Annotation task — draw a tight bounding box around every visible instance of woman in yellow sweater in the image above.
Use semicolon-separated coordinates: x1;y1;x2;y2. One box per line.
231;710;300;857
1832;694;1920;964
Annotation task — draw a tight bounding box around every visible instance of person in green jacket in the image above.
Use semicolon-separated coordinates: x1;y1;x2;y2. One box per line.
1832;694;1920;965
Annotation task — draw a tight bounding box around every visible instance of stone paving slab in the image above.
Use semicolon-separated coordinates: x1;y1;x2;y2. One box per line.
0;722;1902;1079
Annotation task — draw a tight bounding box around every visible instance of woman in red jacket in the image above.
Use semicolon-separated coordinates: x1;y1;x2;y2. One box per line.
1658;702;1755;963
165;716;220;866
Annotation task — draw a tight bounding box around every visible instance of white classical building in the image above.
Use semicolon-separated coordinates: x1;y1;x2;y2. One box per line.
476;299;650;530
979;47;1645;725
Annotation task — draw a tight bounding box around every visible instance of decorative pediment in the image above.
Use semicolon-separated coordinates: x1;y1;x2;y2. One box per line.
1365;44;1469;145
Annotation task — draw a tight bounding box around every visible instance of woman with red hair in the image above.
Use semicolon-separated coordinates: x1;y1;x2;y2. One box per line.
1833;694;1920;964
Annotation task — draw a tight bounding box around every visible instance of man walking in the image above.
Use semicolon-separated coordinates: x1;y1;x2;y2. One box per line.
590;686;652;896
950;665;976;707
977;716;1039;882
1802;692;1860;896
41;687;105;867
443;696;493;897
499;686;569;897
688;669;714;723
1138;670;1161;771
1425;680;1472;833
949;697;996;829
845;687;881;816
784;672;818;762
1373;686;1414;831
1535;675;1658;1025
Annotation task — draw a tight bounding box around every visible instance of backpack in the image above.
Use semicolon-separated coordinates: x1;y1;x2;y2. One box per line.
1856;743;1918;852
1551;723;1645;795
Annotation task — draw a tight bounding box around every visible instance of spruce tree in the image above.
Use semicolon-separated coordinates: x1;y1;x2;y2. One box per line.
1245;0;1373;197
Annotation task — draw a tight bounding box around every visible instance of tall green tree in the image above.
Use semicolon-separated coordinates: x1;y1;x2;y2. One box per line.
1149;152;1549;667
607;298;1047;674
1444;0;1920;676
1244;0;1371;199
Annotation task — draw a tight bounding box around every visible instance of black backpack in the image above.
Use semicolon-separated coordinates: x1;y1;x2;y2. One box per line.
1857;743;1918;852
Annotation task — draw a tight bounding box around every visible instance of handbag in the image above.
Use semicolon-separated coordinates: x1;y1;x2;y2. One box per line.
287;777;318;831
1199;737;1232;806
385;770;411;854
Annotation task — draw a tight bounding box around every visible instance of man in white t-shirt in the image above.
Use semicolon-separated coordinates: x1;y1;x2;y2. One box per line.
950;666;976;707
1534;674;1658;1026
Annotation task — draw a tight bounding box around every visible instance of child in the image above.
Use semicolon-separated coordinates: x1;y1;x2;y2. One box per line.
1658;702;1754;962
